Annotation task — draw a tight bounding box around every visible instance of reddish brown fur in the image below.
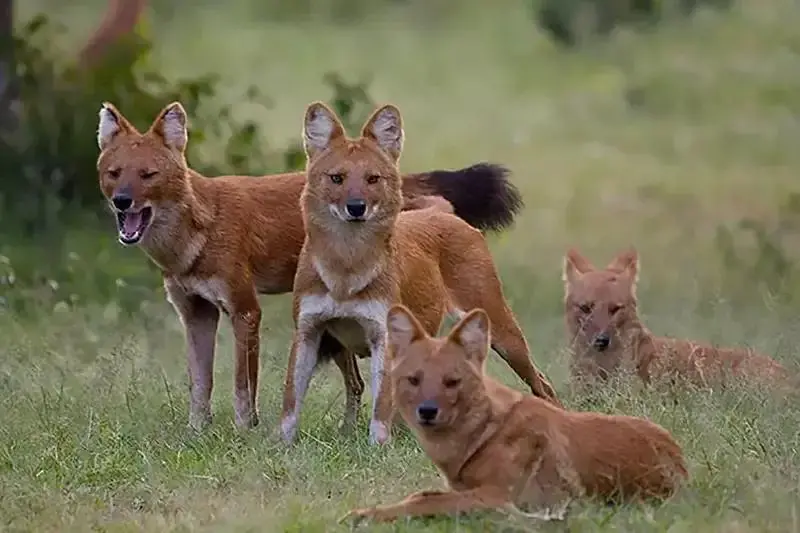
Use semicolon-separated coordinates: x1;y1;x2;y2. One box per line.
342;305;688;524
95;101;525;431
563;247;792;391
280;102;560;446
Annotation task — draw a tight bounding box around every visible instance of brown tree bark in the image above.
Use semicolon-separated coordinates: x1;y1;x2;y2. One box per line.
77;0;148;69
0;0;15;129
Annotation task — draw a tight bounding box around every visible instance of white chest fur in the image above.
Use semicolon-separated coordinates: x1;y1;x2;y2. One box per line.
298;293;389;354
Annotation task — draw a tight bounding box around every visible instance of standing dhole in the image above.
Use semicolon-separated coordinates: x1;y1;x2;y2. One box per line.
280;102;560;446
563;247;791;390
342;304;688;525
96;101;526;431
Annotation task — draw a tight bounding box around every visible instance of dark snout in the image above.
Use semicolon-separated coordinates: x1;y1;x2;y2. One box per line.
345;198;367;220
592;332;611;351
111;192;133;212
416;399;439;426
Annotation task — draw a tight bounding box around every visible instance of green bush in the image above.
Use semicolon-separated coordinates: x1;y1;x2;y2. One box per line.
0;13;280;237
532;0;734;48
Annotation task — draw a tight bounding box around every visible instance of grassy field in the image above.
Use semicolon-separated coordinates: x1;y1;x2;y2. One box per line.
3;0;800;531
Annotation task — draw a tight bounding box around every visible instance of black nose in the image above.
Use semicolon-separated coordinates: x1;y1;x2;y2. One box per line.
416;400;439;423
112;194;133;212
345;198;367;218
593;333;610;351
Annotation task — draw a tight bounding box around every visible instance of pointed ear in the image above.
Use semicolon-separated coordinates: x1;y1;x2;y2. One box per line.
448;309;491;366
148;101;188;152
360;104;404;162
303;101;346;161
563;248;595;284
606;248;639;284
97;102;134;150
387;304;427;360
144;101;188;152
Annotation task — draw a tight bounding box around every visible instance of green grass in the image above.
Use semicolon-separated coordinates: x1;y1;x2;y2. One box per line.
4;0;800;531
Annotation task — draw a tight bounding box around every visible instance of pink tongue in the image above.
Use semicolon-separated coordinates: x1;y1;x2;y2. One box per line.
122;211;143;236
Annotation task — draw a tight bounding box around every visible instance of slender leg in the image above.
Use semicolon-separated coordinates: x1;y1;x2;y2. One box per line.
231;300;262;429
166;282;220;431
319;331;364;435
367;330;393;445
280;325;323;444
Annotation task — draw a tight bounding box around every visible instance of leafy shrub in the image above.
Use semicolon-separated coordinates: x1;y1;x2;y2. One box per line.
0;14;279;237
532;0;734;48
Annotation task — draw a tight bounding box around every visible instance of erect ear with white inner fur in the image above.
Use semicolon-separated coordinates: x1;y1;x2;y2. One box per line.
360;104;404;162
386;304;427;362
448;309;491;367
150;102;188;152
606;247;640;293
303;101;346;162
562;247;595;285
97;102;132;151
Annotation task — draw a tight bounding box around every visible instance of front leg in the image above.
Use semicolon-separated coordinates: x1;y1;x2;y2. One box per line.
342;487;511;525
367;326;393;446
280;323;323;444
230;290;262;429
166;282;219;431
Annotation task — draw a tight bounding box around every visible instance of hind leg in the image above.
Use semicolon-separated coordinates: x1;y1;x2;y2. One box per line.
319;332;364;436
333;351;364;435
444;237;561;406
489;309;562;406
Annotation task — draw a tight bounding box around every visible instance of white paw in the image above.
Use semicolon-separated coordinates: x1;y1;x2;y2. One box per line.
188;409;212;432
280;414;298;444
368;419;390;445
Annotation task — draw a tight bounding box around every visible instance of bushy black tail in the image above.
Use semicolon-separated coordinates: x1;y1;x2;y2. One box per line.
413;162;524;233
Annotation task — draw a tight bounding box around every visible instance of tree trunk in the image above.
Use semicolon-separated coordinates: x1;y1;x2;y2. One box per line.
0;0;14;130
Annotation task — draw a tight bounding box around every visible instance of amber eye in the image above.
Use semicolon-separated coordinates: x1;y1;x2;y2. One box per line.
443;377;461;389
407;375;420;386
366;174;380;185
329;173;344;184
140;170;159;180
609;304;623;315
108;168;121;179
578;303;593;314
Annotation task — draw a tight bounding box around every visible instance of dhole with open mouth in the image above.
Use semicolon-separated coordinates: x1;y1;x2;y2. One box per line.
280;102;561;446
95;100;529;431
341;304;688;525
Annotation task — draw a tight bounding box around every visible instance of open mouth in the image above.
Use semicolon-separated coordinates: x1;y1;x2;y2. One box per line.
115;206;153;245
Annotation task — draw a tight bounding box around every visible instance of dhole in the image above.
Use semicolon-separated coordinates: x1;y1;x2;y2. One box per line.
280;102;560;446
342;304;688;524
96;101;526;431
563;247;791;390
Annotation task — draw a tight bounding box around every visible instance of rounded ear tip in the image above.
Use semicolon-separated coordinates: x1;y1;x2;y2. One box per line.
379;104;402;120
465;307;489;325
165;102;187;116
306;101;331;115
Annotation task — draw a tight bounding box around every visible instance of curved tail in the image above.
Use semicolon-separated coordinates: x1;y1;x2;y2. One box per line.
402;162;524;233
